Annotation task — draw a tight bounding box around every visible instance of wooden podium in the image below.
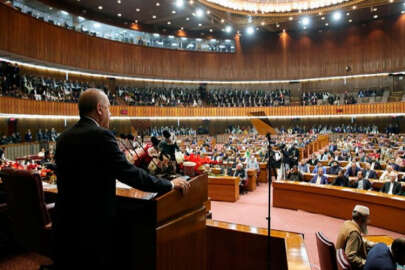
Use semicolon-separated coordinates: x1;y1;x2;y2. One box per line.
114;174;208;270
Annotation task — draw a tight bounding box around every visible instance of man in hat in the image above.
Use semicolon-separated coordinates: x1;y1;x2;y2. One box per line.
336;205;375;270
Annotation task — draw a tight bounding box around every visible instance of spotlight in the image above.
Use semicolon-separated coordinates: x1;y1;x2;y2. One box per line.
245;26;255;35
301;16;310;26
195;8;204;17
175;0;184;7
225;25;232;33
332;11;342;21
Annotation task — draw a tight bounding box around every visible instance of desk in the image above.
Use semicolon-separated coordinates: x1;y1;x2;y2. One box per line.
258;162;268;183
207;220;311;270
364;235;393;246
246;169;257;191
273;181;405;234
208;176;240;202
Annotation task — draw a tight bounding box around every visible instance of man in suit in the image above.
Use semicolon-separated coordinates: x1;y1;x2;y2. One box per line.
328;161;341;175
364;238;405;270
380;173;403;195
362;163;377;180
307;153;318;166
54;89;190;269
345;163;362;177
351;171;372;190
312;161;327;174
332;169;349;187
310;169;328;185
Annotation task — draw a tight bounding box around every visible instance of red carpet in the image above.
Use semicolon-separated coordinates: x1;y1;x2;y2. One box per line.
211;183;403;270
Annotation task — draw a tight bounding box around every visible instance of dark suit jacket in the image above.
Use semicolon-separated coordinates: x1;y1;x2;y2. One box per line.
310;175;328;185
351;179;372;190
345;166;362;177
380;182;403;195
362;169;377;179
332;176;349;187
54;118;172;268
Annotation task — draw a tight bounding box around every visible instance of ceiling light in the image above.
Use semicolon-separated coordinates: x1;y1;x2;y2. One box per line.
221;19;225;23
156;2;160;6
276;24;280;28
175;0;184;7
346;12;350;16
325;22;329;26
196;8;204;17
117;13;122;17
389;0;394;2
172;10;176;14
49;7;53;10
134;19;138;23
152;15;157;19
373;8;378;11
321;16;325;20
301;16;310;26
245;26;255;35
117;0;121;3
373;14;378;19
282;29;286;32
352;5;357;9
261;22;265;26
289;17;293;21
186;17;190;21
332;11;342;21
198;23;202;26
180;26;184;30
348;19;352;23
98;6;103;10
209;29;213;32
303;26;307;30
136;8;140;12
168;21;171;24
225;25;232;33
318;12;323;15
206;10;211;14
189;0;194;4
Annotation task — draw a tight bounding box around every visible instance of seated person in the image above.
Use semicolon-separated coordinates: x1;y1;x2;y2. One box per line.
345;162;362;177
307;153;319;166
328;161;341;175
380;172;403;195
362;163;377;180
298;160;310;173
233;163;247;187
364;237;405;270
336;205;374;270
379;165;394;181
351;171;371;190
312;161;327;174
286;165;303;182
332;169;350;187
310;169;328;185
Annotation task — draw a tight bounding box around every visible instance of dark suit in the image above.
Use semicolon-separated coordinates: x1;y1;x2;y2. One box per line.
345;166;362;177
380;182;403;195
351;179;371;190
362;169;377;179
332;176;349;187
310;175;328;185
54;118;172;269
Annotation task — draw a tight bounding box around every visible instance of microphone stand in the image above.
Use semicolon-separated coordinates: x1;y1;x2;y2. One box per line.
266;135;273;270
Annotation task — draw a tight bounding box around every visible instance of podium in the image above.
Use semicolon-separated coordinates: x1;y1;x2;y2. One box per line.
114;174;208;270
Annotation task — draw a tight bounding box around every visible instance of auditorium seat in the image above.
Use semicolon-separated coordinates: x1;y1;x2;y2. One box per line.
0;168;53;257
315;231;338;270
336;249;352;270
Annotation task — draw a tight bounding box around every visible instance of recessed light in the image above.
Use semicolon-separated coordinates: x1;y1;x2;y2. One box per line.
152;15;157;19
136;8;140;12
346;12;350;16
186;17;190;21
352;5;357;9
389;0;394;2
167;21;171;25
98;6;103;10
156;2;160;6
348;19;352;22
303;26;307;30
189;0;194;4
209;29;213;32
198;23;202;26
318;12;323;15
261;22;265;26
289;17;293;21
221;19;225;23
175;0;184;7
117;0;121;3
373;8;378;11
206;10;210;14
373;14;378;19
325;22;329;26
49;7;53;10
117;13;122;17
321;16;325;20
276;24;280;28
172;10;176;14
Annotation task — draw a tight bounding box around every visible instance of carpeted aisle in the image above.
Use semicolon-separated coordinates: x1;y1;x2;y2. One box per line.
211;183;403;270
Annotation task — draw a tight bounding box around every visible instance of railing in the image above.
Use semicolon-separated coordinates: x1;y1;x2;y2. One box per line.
1;97;405;118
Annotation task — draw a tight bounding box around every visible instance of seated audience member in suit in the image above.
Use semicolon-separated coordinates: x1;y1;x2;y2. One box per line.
370;157;382;170
336;205;375;270
328;161;341;175
364;237;405;270
380;173;403;195
308;154;319;166
312;161;327;174
362;163;377;180
298;160;310;173
310;169;328;185
332;169;350;187
319;150;329;161
351;171;372;190
287;165;303;182
54;89;191;269
233;163;246;187
345;162;362;177
379;166;394;181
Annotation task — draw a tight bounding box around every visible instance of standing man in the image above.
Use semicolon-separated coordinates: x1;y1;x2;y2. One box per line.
54;89;190;269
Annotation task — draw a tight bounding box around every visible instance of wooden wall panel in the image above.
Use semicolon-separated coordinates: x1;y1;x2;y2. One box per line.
1;4;405;81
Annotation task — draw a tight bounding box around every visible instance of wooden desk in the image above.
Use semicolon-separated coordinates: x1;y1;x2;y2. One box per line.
208;176;240;202
258;163;268;183
273;181;405;234
206;220;311;270
247;169;257;191
364;235;393;246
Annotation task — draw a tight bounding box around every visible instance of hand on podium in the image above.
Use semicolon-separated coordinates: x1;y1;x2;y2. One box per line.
172;177;191;194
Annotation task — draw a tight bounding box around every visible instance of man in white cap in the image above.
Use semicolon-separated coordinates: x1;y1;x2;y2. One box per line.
336;205;375;270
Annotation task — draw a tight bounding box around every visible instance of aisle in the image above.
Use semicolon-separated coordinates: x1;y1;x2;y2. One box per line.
211;183;403;270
